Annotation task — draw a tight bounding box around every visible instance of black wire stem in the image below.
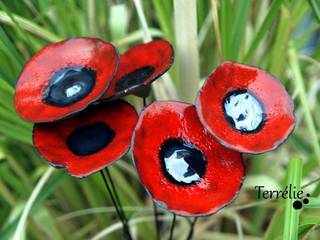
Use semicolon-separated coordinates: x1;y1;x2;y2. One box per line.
168;214;176;240
186;217;198;240
100;170;132;240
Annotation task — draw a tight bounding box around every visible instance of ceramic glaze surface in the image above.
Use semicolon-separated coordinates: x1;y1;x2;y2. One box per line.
115;66;155;92
15;38;119;122
43;67;96;107
196;61;295;153
67;122;115;156
102;40;174;100
33;100;137;177
132;101;244;216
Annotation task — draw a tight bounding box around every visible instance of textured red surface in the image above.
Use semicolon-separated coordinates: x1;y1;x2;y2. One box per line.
102;40;173;100
33;100;137;178
15;38;119;122
132;101;244;216
196;61;295;153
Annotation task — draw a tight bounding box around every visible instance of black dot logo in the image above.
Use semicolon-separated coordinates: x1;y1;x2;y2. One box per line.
293;200;302;210
292;193;310;210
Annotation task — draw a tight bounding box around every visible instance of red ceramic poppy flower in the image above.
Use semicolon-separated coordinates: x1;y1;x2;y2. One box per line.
196;61;295;154
132;101;244;216
33;100;137;177
102;40;173;100
15;38;119;123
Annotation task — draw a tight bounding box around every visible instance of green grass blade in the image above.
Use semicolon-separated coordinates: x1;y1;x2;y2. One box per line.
92;215;173;240
304;197;320;208
0;170;65;239
219;0;232;60
0;2;33;49
268;6;291;76
53;0;74;36
87;0;95;36
33;172;66;206
133;0;152;41
288;42;320;164
152;0;173;40
210;0;223;61
109;4;129;41
67;0;81;35
308;0;320;23
113;29;163;47
231;0;251;60
0;10;62;42
243;0;284;63
174;0;199;102
13;167;54;240
0;120;32;144
0;26;24;72
0;177;16;206
283;157;303;240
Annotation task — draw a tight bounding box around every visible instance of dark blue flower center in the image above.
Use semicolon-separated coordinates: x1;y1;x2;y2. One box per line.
159;138;207;185
67;122;115;156
43;66;96;107
115;66;155;92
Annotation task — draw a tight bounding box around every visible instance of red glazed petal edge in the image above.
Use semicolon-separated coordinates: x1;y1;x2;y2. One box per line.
33;100;137;178
132;101;245;217
15;37;119;123
101;39;174;101
196;61;295;154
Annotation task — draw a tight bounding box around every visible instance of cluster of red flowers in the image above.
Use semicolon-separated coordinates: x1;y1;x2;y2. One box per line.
14;38;295;217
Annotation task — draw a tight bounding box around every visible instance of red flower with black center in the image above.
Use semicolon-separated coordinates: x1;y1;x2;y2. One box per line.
196;61;295;154
15;38;119;123
132;101;244;216
33;100;137;178
101;40;174;100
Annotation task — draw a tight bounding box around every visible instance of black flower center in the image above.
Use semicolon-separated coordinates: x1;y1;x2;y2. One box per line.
67;122;115;156
159;138;207;185
115;66;155;92
43;66;96;107
223;89;265;133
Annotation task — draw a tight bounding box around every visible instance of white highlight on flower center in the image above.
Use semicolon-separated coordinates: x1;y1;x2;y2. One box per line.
164;149;200;184
224;91;264;132
65;85;82;98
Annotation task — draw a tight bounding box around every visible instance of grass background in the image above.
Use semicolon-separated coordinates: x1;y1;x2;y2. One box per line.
0;0;319;239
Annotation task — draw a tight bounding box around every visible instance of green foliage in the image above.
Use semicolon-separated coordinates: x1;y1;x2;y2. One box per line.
0;0;319;239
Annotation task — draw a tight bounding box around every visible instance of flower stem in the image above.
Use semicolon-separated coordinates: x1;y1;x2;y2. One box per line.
186;217;198;240
168;214;176;240
153;203;160;240
100;170;132;240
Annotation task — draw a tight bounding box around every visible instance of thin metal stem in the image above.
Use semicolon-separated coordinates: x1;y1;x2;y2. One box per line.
186;217;198;240
100;170;132;240
104;169;133;239
153;203;160;240
104;168;127;222
168;214;176;240
143;97;147;107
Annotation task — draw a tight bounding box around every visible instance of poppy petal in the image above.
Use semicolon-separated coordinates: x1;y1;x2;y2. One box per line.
33;100;137;177
15;38;119;123
102;40;174;100
196;61;295;154
132;101;244;216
